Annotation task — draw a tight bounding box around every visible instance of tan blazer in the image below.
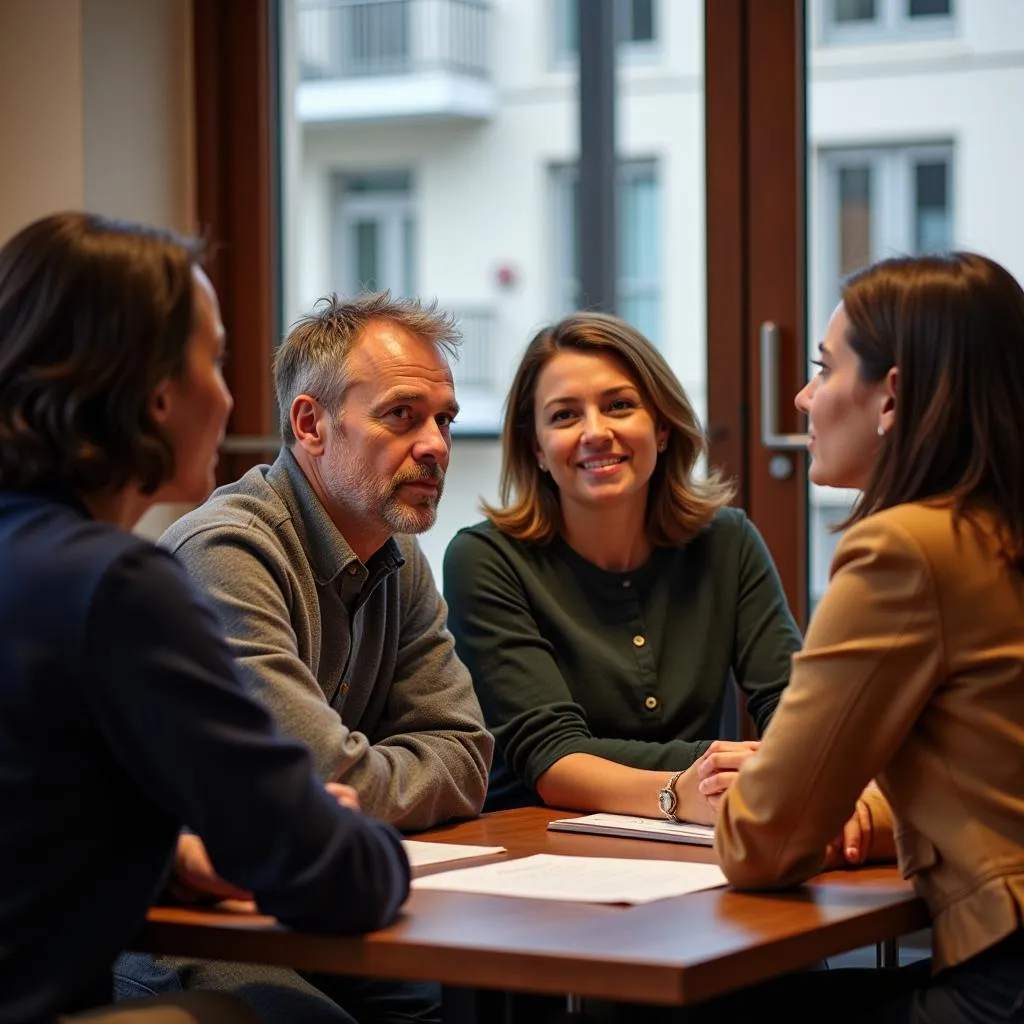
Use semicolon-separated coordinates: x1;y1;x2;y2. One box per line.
716;500;1024;972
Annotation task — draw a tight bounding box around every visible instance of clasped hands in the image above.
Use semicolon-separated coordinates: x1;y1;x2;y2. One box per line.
686;740;875;868
169;782;361;908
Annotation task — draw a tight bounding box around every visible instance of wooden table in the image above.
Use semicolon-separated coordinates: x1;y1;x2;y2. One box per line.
135;808;929;1009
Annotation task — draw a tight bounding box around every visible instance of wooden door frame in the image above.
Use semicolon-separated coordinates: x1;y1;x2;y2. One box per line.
193;0;280;481
706;0;808;627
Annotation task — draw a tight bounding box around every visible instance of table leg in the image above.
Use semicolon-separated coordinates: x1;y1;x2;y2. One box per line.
876;938;900;968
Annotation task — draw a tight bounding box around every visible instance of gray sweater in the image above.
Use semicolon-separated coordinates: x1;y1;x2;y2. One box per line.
160;447;493;831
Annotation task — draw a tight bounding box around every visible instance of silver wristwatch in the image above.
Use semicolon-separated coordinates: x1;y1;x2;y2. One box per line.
658;769;686;822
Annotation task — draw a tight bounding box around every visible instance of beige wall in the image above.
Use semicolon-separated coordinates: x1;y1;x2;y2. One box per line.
81;0;194;231
0;0;196;538
0;0;86;241
0;0;194;242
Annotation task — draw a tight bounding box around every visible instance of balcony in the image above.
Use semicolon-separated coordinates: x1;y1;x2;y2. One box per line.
449;306;504;435
296;0;496;125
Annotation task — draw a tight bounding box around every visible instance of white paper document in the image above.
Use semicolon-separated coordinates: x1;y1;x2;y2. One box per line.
548;812;715;847
411;853;727;905
401;840;506;868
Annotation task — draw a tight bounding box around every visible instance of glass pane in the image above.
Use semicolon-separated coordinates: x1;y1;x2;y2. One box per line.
620;169;658;280
838;165;872;276
281;0;704;578
834;0;876;24
630;0;655;43
620;292;660;347
556;0;657;56
805;0;1024;641
354;220;379;292
908;0;951;17
914;160;950;252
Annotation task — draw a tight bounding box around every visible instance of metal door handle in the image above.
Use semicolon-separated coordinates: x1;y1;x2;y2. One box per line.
760;321;810;451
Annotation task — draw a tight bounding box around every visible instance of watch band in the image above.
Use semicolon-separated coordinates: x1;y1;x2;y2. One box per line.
660;769;686;822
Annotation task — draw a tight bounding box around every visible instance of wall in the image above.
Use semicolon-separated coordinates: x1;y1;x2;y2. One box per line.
0;0;196;540
0;0;86;242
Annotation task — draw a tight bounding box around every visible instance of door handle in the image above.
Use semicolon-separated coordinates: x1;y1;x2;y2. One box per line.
760;321;810;451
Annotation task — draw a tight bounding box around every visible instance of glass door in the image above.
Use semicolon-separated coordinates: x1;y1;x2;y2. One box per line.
803;0;1022;611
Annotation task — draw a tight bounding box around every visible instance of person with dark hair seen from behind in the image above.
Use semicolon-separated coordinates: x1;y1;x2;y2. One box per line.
0;212;409;1024
443;312;806;825
713;252;1024;1022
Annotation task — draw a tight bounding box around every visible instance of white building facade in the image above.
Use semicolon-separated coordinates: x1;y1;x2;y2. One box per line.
281;0;1024;594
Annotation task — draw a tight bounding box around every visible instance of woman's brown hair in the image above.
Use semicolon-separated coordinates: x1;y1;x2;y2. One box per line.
0;212;204;497
484;311;735;546
841;252;1024;565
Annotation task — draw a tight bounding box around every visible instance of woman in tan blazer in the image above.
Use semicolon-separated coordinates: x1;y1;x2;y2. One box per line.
713;252;1024;1023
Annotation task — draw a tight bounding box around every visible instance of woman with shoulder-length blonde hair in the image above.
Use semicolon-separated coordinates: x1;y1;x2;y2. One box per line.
443;312;803;821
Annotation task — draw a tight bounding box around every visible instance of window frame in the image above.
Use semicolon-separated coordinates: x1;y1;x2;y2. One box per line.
813;142;954;345
550;0;661;68
819;0;956;46
550;157;662;345
332;170;417;297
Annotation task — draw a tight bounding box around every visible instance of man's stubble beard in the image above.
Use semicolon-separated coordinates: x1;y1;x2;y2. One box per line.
381;468;445;535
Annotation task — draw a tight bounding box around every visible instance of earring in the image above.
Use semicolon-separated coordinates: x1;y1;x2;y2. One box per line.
658;440;667;453
877;425;886;437
538;462;548;473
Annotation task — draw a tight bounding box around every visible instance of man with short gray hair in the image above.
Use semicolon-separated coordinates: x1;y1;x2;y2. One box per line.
117;292;492;1024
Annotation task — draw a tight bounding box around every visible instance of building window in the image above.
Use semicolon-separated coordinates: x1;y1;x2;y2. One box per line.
816;144;952;327
552;0;657;63
822;0;954;44
334;170;416;297
552;160;662;346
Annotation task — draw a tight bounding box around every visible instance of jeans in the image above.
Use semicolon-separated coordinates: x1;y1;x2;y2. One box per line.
115;953;440;1024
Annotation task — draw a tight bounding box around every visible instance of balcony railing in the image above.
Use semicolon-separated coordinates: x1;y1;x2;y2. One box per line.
298;0;490;81
450;306;497;390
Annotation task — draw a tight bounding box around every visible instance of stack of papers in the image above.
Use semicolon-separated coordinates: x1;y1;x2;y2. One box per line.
401;840;506;868
547;812;715;847
412;853;727;905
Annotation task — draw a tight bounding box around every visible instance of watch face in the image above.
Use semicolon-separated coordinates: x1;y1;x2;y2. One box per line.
658;788;674;815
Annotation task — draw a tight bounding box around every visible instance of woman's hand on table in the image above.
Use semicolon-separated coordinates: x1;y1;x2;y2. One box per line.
684;740;762;820
825;789;875;868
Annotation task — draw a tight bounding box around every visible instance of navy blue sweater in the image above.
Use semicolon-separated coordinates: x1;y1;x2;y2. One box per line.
0;491;410;1023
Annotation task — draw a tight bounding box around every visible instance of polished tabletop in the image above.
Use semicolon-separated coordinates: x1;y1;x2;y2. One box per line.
136;807;929;1006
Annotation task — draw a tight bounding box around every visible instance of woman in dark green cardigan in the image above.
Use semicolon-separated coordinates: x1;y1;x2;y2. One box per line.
443;312;803;820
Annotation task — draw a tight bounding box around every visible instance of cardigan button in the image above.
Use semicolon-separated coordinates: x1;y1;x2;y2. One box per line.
644;695;658;710
632;634;646;647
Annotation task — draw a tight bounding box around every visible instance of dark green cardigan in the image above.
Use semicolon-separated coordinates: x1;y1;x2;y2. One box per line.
442;507;803;811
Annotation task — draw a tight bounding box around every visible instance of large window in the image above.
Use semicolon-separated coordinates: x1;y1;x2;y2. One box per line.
821;0;954;44
552;160;662;345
